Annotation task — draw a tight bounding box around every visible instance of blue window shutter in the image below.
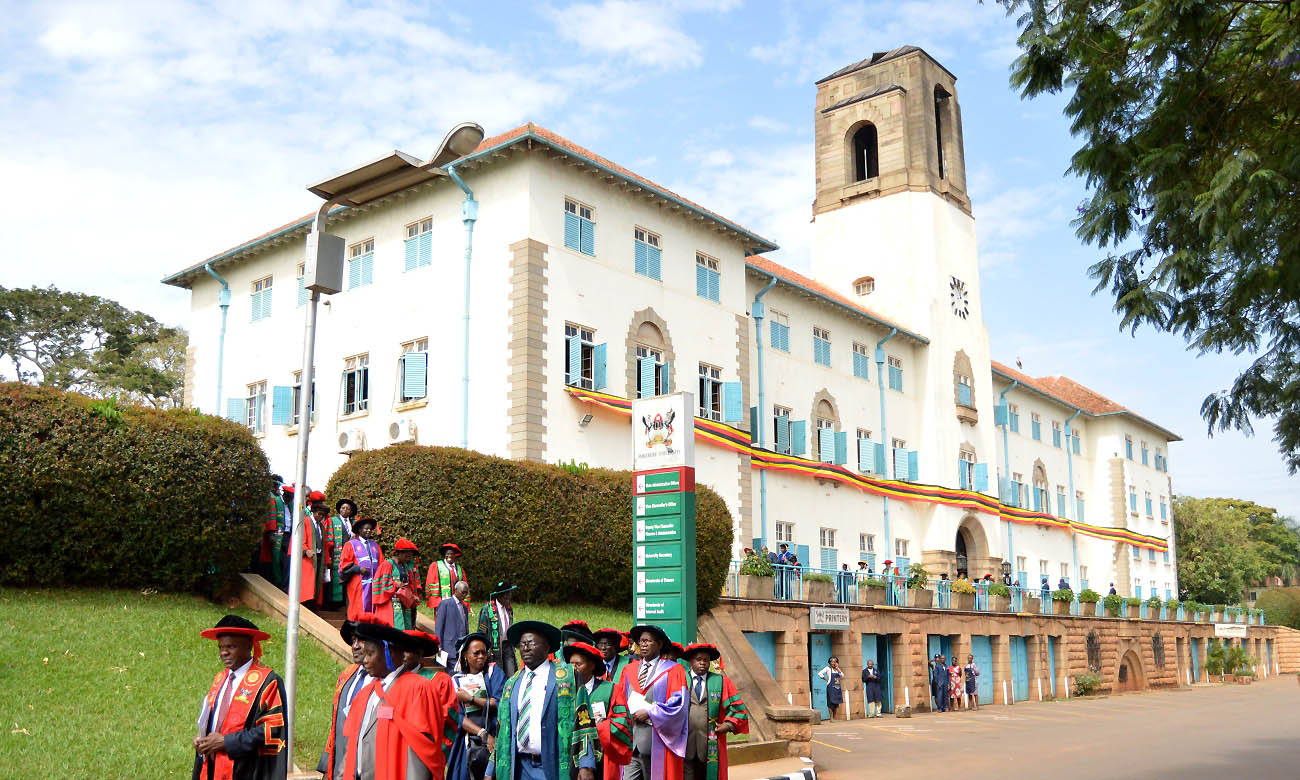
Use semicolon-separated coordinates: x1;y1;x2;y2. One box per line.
348;257;361;289
403;353;427;399
749;406;759;443
580;218;595;255
1032;489;1042;512
225;397;246;422
271;386;293;425
834;431;847;465
1072;435;1080;455
296;277;307;306
791;420;807;456
907;450;918;482
958;383;972;405
1130;492;1137;512
364;253;374;285
659;361;671;394
769;323;779;349
404;237;418;271
1145;498;1153;515
1160;502;1167;520
974;463;988;492
1053;428;1062;447
958;459;969;490
859;438;874;473
776;416;790;453
892;448;908;481
994;403;1008;427
781;325;790;351
722;382;743;422
818;427;835;462
635;241;648;276
566;336;581;386
707;269;719;302
565;212;580;250
592;342;607;390
874;443;885;474
1058;493;1066;517
419;232;432;267
820;547;838;570
695;263;707;296
638;356;654;397
1076;497;1085;521
648;246;661;280
1009;414;1019;434
796;544;810;568
1032;420;1041;440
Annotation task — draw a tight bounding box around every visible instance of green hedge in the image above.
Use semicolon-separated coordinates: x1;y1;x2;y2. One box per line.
325;445;733;612
0;383;270;594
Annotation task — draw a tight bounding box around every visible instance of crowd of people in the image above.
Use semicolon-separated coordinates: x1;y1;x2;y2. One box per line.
195;476;750;780
927;654;981;713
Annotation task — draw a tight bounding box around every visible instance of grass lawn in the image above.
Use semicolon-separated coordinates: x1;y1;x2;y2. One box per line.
0;588;343;778
509;602;635;633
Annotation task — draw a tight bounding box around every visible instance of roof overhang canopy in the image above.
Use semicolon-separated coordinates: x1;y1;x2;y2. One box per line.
307;151;442;207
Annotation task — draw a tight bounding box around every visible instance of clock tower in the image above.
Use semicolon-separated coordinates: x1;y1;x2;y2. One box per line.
809;46;997;518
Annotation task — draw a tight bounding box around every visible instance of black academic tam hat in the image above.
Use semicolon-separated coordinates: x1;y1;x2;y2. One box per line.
506;620;562;652
629;624;672;649
340;620;361;645
335;498;358;514
355;622;422;652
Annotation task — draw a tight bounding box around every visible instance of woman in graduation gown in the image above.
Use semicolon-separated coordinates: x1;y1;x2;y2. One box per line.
447;632;507;780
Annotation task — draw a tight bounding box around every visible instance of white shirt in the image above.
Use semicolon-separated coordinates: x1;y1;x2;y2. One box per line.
517;661;551;755
691;673;707;702
495;601;512;634
199;657;253;736
341;668;370;720
357;667;405;777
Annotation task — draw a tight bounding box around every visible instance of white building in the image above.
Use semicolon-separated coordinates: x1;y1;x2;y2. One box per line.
164;47;1178;599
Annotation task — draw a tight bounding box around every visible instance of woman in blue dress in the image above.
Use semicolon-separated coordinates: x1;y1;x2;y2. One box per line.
447;631;507;780
818;656;846;721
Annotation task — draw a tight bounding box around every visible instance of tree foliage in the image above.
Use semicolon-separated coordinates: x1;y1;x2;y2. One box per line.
1173;496;1299;604
999;0;1300;470
0;285;185;407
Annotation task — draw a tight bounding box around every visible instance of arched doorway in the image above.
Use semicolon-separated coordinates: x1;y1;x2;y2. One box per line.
954;530;969;578
954;518;988;578
1116;650;1145;693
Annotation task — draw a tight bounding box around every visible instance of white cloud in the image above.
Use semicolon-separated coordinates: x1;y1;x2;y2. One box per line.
544;1;705;69
747;115;793;134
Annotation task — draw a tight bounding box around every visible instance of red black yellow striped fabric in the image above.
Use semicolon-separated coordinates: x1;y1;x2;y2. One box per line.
567;387;1169;552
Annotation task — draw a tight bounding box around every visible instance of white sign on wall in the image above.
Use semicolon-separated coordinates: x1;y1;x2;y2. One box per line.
631;391;695;470
1213;623;1248;639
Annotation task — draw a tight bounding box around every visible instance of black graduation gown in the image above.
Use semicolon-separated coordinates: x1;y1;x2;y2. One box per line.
192;667;289;780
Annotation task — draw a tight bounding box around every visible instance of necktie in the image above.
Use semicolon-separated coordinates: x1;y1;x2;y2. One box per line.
639;658;653;690
212;672;236;730
694;675;705;703
517;670;535;751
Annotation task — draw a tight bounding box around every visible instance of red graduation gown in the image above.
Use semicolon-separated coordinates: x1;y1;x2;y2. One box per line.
342;671;449;780
294;520;317;604
322;663;361;775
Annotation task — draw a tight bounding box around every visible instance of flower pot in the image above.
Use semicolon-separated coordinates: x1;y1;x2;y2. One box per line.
1022;599;1041;614
954;593;975;610
1053;600;1073;616
990;596;1011;612
910;589;934;608
736;574;773;599
860;585;886;606
802;580;835;602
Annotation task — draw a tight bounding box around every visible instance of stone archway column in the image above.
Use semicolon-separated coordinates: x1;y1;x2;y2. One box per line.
992;634;1013;705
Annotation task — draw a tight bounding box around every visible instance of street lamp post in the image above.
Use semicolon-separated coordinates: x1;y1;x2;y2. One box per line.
281;122;483;771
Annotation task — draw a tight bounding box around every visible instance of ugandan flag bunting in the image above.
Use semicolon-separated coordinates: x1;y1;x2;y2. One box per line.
567;386;1169;553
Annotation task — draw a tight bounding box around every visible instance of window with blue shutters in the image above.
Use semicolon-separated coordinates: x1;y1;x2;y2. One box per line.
1125;435;1134;460
887;355;903;391
564;323;605;390
1008;403;1020;433
833;430;848;465
853;342;872;380
1163;551;1170;563
1148;548;1156;562
404;218;433;271
812;327;831;367
400;338;429;402
857;429;874;473
633;227;662;280
1031;412;1042;441
342;354;369;415
565;199;595;255
774;407;793;454
695;253;720;301
225;397;247;424
1076;492;1085;521
1057;487;1067;517
296;264;307;306
1071;432;1081;455
698;364;723;421
790;419;807;456
1144;492;1153;516
1132;545;1141;560
291;369;316;426
974;462;988;492
348;238;375;289
1160;497;1167;520
244;381;266;433
250;276;272;321
1052;421;1062;448
722;382;743;423
271;385;293;425
635;344;666;397
958;452;975;489
817;423;835;463
957;374;973;406
1129;488;1138;513
1140;441;1149;466
769;309;790;352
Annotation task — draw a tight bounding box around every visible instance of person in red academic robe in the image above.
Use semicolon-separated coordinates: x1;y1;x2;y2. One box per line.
192;615;287;780
319;621;369;780
342;622;450;780
289;492;324;605
608;624;689;780
681;643;749;780
340;517;383;620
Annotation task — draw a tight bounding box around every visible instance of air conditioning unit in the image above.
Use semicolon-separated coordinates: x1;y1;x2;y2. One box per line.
338;428;366;453
389;418;417;444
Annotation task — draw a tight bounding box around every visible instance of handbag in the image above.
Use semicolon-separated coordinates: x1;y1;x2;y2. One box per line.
396;583;419;609
466;734;490;780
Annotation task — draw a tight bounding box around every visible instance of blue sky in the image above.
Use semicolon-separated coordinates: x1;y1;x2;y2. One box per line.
2;0;1295;518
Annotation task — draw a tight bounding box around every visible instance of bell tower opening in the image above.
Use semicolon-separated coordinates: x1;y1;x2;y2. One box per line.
851;122;879;181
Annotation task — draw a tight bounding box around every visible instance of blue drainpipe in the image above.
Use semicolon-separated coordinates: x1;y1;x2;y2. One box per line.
874;328;898;556
203;263;231;414
751;274;778;548
1064;408;1083;588
446;164;478;449
998;380;1020;571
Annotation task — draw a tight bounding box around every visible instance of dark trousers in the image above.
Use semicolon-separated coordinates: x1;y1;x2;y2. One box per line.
514;753;547;780
934;683;948;712
684;756;709;780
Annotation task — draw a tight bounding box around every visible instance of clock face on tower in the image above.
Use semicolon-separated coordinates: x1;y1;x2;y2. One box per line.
949;276;970;319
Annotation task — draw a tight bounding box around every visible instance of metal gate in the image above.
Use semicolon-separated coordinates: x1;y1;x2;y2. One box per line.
970;635;994;701
809;632;832;718
1010;636;1030;701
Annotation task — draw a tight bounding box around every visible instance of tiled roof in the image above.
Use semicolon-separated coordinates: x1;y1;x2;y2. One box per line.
163;122;777;286
990;360;1180;440
745;255;927;344
816;45;956;84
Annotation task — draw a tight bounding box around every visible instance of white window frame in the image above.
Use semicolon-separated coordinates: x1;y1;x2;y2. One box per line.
348;238;375;289
245;380;267;433
860;533;874;553
819;527;836;548
291;369;316;426
775;521;794;543
566;198;593;221
854;277;875;296
894;538;909;557
635;343;665;397
698;363;723;421
406;217;433;239
399;337;429;402
565;323;597;391
342;353;370;416
251;275;273;321
773;404;793;454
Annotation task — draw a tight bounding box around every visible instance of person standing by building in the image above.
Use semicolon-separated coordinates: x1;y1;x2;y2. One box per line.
448;632;506;780
426;542;467;611
948;656;963;711
861;659;884;717
562;620;596;647
930;654;948;712
340;517;382;621
963;654;980;711
488;620;599;780
609;624;689;779
319;620;368;780
324;498;357;610
192;615;287;780
257;477;282;583
436;581;473;670
304;495;330;607
478;581;517;678
681;643;748;780
373;538;423;630
817;657;845;721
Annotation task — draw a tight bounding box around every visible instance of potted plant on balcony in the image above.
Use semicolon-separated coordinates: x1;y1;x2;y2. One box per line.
860;577;888;606
1078;588;1100;615
1051;588;1075;615
1145;595;1163;618
1183;600;1201;622
802;572;835;602
1103;593;1124;617
907;562;933;608
735;551;775;599
1123;597;1143;618
951;578;977;609
989;582;1012;611
1165;598;1181;617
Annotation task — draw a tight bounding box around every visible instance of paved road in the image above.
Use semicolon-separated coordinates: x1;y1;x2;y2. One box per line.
810;677;1298;779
